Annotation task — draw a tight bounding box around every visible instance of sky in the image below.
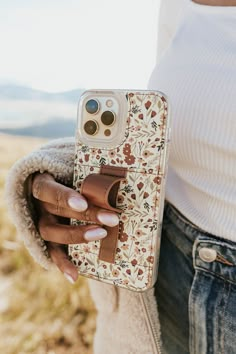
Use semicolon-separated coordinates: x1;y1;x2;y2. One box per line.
0;0;160;92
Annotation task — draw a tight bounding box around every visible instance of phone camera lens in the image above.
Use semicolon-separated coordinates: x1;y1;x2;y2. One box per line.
85;99;99;114
84;120;98;135
101;111;116;126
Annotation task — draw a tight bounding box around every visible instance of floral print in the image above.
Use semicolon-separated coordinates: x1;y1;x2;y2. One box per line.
69;91;169;291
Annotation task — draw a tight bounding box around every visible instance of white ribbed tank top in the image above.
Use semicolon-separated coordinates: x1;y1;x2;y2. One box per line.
148;0;236;241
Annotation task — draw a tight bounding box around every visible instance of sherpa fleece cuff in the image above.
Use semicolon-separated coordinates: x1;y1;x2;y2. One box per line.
5;137;75;269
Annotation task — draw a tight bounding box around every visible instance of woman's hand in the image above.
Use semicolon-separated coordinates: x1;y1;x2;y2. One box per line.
32;173;119;283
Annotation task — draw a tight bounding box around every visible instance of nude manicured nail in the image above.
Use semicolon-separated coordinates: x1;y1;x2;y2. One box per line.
84;228;107;241
68;197;87;211
97;211;119;227
64;273;75;284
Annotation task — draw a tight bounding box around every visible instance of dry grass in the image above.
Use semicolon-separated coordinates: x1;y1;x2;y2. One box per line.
0;135;96;354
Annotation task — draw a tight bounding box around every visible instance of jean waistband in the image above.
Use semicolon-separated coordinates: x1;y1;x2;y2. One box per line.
164;201;210;241
164;202;236;284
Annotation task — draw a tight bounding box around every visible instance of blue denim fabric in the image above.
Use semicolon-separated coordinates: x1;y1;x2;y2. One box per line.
155;202;236;354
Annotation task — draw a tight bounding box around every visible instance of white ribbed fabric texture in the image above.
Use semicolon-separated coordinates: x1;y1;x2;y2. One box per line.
149;0;236;240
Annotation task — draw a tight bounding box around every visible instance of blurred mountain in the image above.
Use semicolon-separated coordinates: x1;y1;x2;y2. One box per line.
0;118;76;139
0;84;84;102
0;84;83;138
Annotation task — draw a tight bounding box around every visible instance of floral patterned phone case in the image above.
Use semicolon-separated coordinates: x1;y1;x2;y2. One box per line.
69;89;170;292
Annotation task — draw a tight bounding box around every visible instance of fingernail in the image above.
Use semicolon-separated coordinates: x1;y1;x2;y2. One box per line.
84;228;107;241
97;211;119;227
64;272;75;284
68;197;87;211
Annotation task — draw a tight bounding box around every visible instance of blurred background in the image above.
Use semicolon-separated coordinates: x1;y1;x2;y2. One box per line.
0;0;160;353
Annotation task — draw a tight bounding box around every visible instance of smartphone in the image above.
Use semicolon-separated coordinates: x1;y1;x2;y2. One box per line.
68;89;171;292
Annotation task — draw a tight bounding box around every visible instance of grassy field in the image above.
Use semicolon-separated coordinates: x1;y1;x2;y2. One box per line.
0;135;96;354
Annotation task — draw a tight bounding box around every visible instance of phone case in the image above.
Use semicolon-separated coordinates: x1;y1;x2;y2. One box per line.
68;90;170;292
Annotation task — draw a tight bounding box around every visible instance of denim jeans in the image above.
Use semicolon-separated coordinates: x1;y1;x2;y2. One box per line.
155;202;236;354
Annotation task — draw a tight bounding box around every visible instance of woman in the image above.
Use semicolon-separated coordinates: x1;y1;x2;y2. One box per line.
6;0;236;353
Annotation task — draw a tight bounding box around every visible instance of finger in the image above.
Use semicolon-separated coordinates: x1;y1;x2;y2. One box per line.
41;201;119;227
33;173;119;226
39;214;107;244
47;242;78;283
32;172;88;212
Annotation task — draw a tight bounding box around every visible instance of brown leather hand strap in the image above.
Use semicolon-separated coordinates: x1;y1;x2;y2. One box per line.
80;166;127;263
80;174;124;213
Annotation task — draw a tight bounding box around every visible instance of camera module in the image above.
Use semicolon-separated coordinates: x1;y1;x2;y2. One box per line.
84;120;99;135
101;111;116;126
85;99;99;114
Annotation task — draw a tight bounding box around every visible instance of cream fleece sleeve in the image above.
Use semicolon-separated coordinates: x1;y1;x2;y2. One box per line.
5;137;75;270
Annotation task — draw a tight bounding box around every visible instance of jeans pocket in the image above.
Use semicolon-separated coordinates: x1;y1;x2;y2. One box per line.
189;239;236;354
